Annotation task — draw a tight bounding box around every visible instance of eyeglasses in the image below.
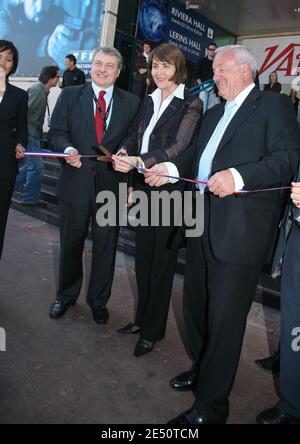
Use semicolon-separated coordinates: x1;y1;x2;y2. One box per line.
208;48;216;51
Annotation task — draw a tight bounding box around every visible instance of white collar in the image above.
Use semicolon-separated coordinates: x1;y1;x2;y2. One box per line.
91;82;114;99
150;83;185;101
232;83;255;108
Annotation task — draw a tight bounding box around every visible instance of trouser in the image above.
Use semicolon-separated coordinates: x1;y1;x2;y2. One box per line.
57;189;120;308
0;177;15;259
279;222;300;417
15;136;43;204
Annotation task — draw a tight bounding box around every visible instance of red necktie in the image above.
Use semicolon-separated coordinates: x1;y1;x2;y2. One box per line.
95;90;106;145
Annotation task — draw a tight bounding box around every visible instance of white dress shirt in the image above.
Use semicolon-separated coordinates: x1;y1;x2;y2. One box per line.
65;83;114;153
166;83;256;189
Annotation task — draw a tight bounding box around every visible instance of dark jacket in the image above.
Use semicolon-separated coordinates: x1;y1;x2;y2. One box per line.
0;83;28;178
173;88;300;266
121;89;203;168
48;83;140;205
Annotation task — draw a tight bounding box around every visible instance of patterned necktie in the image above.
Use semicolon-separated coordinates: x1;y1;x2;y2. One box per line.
197;100;236;191
95;90;106;145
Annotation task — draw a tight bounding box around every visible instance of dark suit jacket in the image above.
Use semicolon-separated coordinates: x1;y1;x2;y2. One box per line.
0;83;28;178
272;164;300;271
48;83;140;205
121;90;203;168
174;88;300;266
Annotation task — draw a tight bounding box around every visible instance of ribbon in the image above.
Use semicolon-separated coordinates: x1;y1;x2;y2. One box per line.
22;149;298;195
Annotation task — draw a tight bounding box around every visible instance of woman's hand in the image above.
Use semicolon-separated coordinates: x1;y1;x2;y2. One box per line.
144;164;169;187
112;149;142;173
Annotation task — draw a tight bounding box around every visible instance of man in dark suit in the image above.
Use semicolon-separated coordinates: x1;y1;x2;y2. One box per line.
48;47;140;324
256;171;300;424
145;45;300;424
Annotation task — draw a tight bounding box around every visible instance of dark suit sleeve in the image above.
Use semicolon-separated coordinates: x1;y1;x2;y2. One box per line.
236;94;300;189
15;90;28;147
141;96;203;168
48;88;74;152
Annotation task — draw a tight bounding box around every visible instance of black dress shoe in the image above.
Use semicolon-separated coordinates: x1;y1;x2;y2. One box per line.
133;338;155;357
49;300;76;319
169;369;197;391
255;350;280;373
167;407;226;425
117;322;141;335
256;406;300;424
92;306;109;324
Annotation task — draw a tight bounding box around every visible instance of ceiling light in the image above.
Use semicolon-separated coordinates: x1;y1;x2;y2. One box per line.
186;1;201;9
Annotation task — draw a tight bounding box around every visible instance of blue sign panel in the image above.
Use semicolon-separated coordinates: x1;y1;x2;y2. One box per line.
137;0;215;63
167;0;215;62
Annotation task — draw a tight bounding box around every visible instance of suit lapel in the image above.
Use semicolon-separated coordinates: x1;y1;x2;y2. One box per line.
103;88;121;146
216;87;261;153
152;96;183;133
79;83;97;142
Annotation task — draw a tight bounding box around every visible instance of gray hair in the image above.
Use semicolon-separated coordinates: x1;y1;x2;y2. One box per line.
92;46;123;70
214;45;258;79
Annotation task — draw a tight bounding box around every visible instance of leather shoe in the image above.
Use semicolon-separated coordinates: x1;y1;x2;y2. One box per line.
167;407;226;424
255;350;280;373
49;300;76;319
117;322;141;335
92;306;109;324
133;338;155;357
256;406;300;424
169;369;197;391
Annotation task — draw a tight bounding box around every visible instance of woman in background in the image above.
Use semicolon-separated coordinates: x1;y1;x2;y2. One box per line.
113;43;202;357
0;40;27;260
264;71;281;93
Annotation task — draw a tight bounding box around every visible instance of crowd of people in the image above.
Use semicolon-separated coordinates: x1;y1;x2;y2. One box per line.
0;36;300;424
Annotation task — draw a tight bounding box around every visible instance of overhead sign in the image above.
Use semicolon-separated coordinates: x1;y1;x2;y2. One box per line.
167;0;215;62
137;0;216;63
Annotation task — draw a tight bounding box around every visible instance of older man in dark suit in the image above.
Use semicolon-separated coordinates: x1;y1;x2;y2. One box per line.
48;47;140;324
145;45;300;424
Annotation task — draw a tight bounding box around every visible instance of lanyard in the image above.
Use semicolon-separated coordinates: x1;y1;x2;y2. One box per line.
92;90;113;131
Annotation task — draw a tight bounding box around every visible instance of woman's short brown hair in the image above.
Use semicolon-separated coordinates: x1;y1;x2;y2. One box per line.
148;43;187;85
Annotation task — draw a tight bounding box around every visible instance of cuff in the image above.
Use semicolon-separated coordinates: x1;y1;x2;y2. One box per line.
163;162;179;184
229;168;244;192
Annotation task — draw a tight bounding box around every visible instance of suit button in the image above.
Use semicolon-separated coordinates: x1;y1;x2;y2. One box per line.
150;134;155;140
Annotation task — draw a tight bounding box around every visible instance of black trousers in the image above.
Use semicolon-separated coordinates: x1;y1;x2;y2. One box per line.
133;180;182;342
57;189;119;308
279;222;300;417
0;177;16;260
184;198;261;422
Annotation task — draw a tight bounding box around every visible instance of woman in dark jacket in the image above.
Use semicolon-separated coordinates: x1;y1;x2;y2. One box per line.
113;43;203;356
264;71;282;93
0;40;28;259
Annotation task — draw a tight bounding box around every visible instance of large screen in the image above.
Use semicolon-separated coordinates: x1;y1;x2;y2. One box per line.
0;0;105;76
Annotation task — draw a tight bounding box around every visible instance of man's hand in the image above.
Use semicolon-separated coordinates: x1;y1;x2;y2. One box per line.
207;170;235;197
65;148;82;168
291;182;300;208
144;164;169;187
15;144;25;159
